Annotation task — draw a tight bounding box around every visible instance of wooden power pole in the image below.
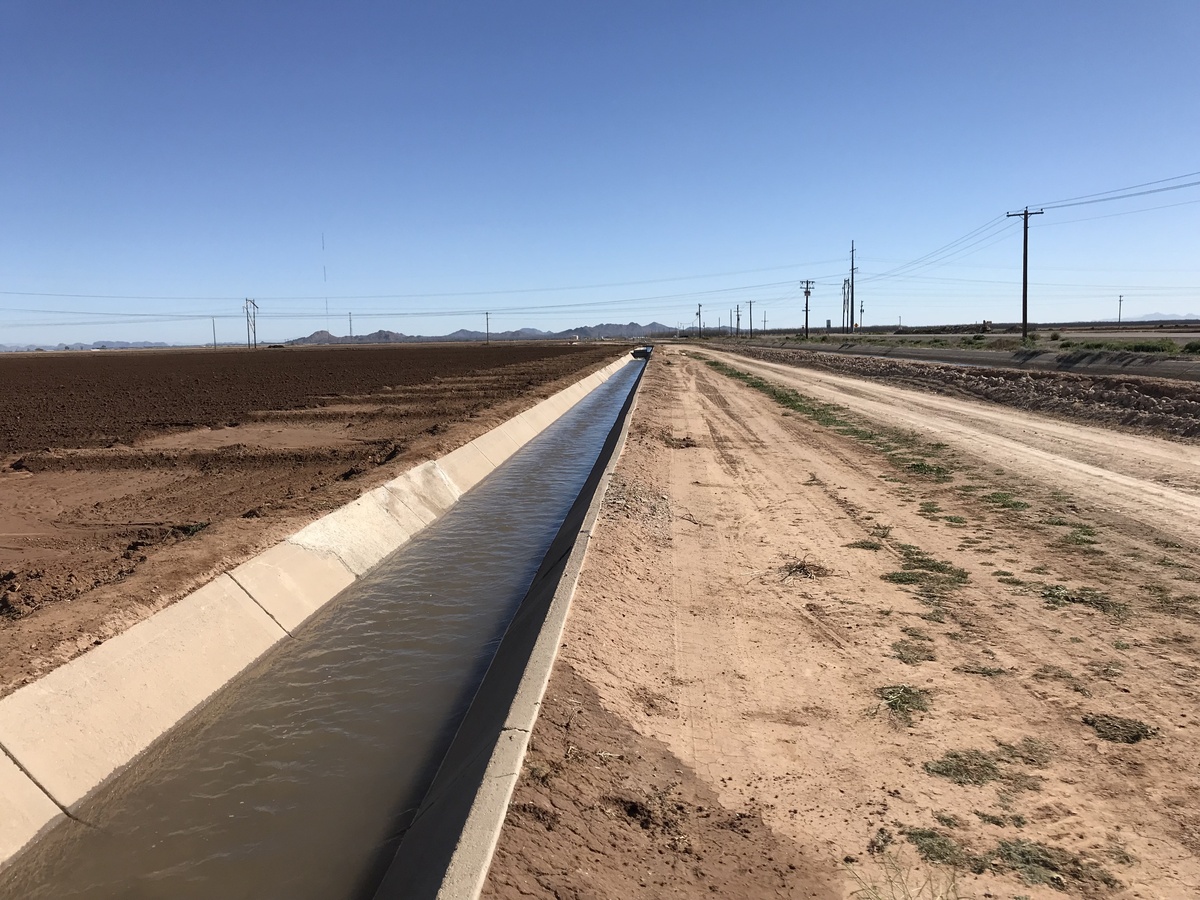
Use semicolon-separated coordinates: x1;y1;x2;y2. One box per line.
1006;206;1044;340
803;280;812;339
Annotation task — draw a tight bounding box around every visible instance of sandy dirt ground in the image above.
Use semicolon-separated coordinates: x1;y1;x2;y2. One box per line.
0;343;622;696
485;346;1200;899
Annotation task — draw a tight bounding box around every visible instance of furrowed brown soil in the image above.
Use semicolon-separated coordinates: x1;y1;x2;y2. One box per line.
0;342;624;695
485;347;1200;898
738;344;1200;441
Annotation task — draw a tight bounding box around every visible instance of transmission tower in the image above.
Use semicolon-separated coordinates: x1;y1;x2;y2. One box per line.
244;298;258;349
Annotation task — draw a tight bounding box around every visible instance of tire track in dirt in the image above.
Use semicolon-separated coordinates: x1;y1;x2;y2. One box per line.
709;350;1200;542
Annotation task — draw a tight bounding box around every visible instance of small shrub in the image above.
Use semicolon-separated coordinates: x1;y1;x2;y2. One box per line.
876;684;930;725
893;639;936;665
884;571;926;585
847;539;883;551
1041;584;1128;618
994;839;1119;889
981;491;1031;511
903;828;985;872
924;749;1002;785
1083;714;1156;743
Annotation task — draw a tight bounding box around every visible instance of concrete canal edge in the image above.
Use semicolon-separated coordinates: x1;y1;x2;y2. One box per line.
0;351;640;873
373;352;646;900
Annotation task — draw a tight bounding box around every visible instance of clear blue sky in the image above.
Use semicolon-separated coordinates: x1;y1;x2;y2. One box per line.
2;1;1198;345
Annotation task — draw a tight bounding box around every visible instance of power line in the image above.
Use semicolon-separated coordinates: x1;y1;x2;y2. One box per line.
1033;195;1200;227
1030;169;1200;209
858;216;1009;283
859;222;1021;283
1039;179;1200;211
0;259;848;304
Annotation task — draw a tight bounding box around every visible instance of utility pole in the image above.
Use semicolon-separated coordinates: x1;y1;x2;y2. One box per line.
736;304;741;336
486;312;490;344
1118;295;1124;324
849;241;857;332
348;312;353;339
803;280;812;339
1006;206;1044;340
749;300;754;339
697;304;702;338
762;311;766;332
211;317;217;349
729;308;732;335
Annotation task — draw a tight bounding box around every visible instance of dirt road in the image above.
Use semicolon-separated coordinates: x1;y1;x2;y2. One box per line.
723;350;1200;539
486;347;1200;898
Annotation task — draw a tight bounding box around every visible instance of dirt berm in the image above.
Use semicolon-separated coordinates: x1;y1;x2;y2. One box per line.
748;340;1200;382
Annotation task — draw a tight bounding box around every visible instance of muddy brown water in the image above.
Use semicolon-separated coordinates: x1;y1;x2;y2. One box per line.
0;361;643;900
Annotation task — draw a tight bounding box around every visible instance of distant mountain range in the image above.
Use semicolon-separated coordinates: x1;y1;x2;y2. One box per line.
1125;313;1200;322
0;322;671;353
287;321;671;345
0;340;174;353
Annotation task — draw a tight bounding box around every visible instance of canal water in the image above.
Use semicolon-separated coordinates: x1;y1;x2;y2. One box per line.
0;360;643;900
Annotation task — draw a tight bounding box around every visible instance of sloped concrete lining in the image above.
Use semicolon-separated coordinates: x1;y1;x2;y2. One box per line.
0;575;286;810
373;356;645;900
383;460;461;525
521;394;573;430
468;424;522;468
0;351;635;871
0;754;61;869
501;413;539;447
372;483;436;539
289;487;418;576
229;542;355;633
437;442;497;496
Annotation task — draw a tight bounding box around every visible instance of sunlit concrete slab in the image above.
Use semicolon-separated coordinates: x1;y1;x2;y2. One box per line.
0;575;285;810
384;461;460;525
437;442;496;495
501;413;539;447
289;490;415;575
470;426;522;468
0;752;61;871
516;400;561;434
230;541;355;633
370;484;429;539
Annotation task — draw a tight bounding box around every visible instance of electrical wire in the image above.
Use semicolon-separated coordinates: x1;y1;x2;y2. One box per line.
1030;169;1200;209
1034;196;1200;227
